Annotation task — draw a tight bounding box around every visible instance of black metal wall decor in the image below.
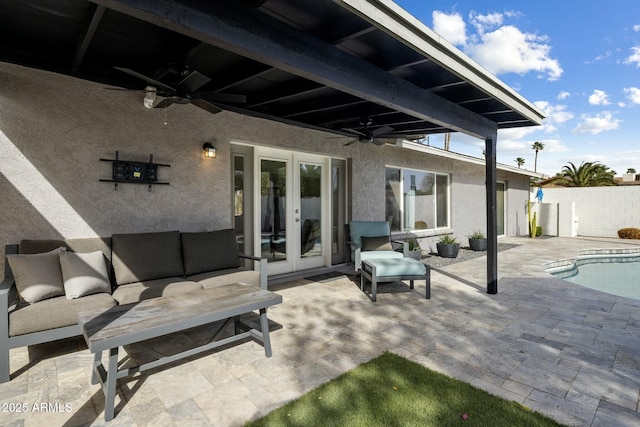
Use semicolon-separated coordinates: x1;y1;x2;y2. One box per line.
100;151;170;191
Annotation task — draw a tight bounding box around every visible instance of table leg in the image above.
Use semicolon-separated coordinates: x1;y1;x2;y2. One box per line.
104;347;119;421
91;351;101;384
259;308;273;358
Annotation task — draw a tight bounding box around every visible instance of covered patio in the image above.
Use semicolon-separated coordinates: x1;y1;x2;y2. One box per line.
0;0;544;292
2;236;640;426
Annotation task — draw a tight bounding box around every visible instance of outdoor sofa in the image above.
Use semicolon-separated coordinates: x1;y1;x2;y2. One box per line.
0;229;267;383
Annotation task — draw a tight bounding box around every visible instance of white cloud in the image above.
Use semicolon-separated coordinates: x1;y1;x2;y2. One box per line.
469;12;503;34
464;25;563;80
557;91;571;100
588;89;610;105
633;25;640;32
573;111;621;134
625;46;640;67
532;101;574;134
624;87;640;104
432;11;467;45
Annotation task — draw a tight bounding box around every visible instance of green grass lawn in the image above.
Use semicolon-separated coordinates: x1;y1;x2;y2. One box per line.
245;352;564;427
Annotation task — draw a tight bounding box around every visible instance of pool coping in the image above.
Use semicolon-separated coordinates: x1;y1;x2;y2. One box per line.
544;247;640;277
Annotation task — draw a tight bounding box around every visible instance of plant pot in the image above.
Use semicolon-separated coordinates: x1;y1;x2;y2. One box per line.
437;242;460;258
407;250;422;261
468;238;487;252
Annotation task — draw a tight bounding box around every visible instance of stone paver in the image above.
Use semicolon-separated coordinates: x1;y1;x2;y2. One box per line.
1;236;640;426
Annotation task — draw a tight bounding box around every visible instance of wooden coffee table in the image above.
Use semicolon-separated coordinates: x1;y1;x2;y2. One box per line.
77;283;283;421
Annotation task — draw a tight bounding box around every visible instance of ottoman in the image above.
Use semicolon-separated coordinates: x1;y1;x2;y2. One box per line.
360;257;431;302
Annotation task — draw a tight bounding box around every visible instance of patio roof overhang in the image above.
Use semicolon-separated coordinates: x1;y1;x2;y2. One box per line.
0;0;545;293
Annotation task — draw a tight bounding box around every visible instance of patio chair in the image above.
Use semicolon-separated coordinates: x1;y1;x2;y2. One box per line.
347;220;408;271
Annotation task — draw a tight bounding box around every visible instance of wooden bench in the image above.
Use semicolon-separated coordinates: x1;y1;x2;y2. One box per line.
77;283;282;421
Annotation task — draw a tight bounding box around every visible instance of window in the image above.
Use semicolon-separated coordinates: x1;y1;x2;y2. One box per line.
385;167;449;232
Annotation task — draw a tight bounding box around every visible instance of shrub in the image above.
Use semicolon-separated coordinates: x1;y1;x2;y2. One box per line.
536;226;543;237
438;235;457;244
618;228;640;239
467;229;486;239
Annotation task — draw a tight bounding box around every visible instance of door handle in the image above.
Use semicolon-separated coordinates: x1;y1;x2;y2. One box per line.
295;218;300;222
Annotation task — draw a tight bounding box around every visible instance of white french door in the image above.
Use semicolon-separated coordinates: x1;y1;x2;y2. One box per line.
254;148;329;275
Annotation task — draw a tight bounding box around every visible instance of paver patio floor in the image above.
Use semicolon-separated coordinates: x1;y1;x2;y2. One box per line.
1;236;640;426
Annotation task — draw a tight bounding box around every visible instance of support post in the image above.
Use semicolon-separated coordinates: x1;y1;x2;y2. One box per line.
485;135;498;294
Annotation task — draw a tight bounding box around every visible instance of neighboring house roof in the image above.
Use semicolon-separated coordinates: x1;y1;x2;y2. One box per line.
0;0;543;141
398;140;546;179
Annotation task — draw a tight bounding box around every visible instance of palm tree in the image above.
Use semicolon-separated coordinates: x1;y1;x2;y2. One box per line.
532;141;544;172
515;157;525;168
553;161;617;187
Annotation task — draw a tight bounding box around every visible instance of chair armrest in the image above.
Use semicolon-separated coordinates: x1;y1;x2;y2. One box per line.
346;240;360;249
238;254;268;290
391;240;409;256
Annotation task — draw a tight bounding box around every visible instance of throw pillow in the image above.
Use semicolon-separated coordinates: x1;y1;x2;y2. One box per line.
59;250;112;299
360;235;392;251
7;248;66;303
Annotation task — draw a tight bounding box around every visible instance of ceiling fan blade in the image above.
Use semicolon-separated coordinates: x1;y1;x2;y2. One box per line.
190;98;223;114
343;138;358;146
154;98;177;109
371;138;388;146
341;127;366;137
114;67;175;92
177;70;211;92
371;125;394;137
197;92;247;104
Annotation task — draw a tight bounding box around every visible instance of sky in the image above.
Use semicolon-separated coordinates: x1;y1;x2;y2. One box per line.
394;0;640;177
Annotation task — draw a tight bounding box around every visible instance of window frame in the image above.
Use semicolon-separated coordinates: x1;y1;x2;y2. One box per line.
385;165;450;232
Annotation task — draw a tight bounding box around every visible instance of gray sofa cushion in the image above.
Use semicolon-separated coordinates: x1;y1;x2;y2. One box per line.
9;293;117;337
112;231;184;285
181;230;240;276
20;237;112;259
188;267;260;289
7;248;66;303
112;277;202;305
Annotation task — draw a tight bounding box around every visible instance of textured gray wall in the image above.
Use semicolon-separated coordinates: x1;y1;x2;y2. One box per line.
0;62;530;277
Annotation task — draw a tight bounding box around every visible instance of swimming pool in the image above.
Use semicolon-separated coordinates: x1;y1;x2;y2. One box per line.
545;249;640;299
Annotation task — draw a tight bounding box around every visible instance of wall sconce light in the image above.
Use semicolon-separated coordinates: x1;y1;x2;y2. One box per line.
143;86;157;109
203;142;216;159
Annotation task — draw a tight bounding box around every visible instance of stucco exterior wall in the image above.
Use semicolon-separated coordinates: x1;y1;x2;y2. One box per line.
1;62;532;277
540;186;640;237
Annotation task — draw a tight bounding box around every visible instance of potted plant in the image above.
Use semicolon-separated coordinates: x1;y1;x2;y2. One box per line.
436;235;459;258
404;233;422;261
467;229;487;252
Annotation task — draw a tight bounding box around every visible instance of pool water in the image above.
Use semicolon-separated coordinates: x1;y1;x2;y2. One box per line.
545;250;640;299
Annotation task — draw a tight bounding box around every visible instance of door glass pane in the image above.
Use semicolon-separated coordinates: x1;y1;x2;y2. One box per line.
385;168;401;231
436;174;449;227
261;159;286;262
300;163;322;259
331;160;346;264
233;156;244;253
497;182;505;235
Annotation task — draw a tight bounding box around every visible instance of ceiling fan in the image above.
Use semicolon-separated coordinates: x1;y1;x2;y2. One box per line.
341;118;395;146
114;65;246;114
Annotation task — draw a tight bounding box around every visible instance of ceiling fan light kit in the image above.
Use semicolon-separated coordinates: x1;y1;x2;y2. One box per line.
143;86;157;108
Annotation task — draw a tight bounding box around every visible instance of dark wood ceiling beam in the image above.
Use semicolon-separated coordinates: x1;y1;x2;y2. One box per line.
209;63;275;92
331;25;377;45
72;4;106;71
95;0;497;138
283;99;368;119
386;58;430;73
458;97;493;105
247;81;327;108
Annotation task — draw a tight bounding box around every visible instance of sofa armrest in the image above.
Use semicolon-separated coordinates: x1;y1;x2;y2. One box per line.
0;277;15;383
238;254;268;290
